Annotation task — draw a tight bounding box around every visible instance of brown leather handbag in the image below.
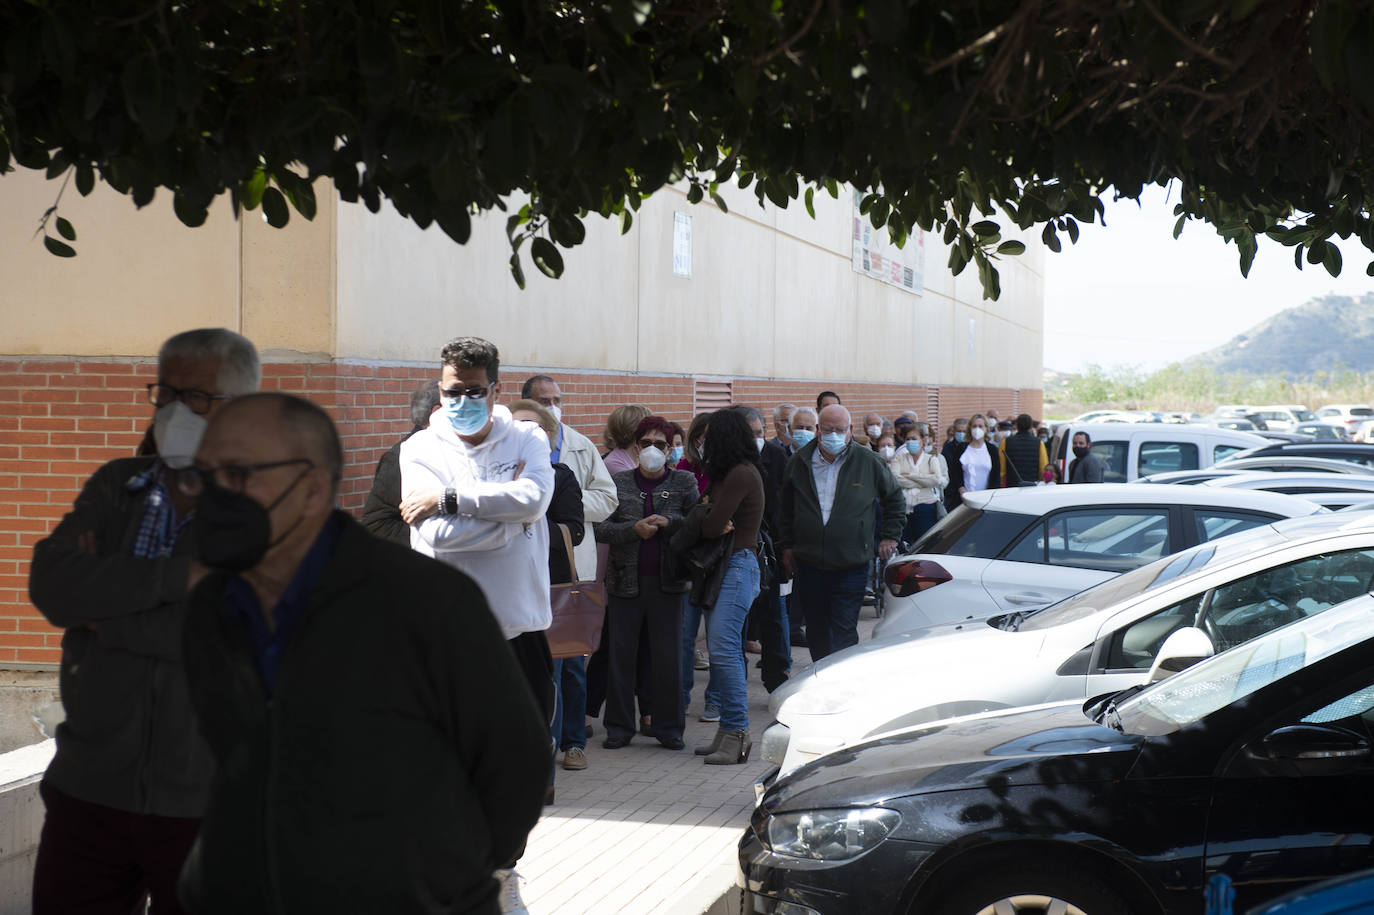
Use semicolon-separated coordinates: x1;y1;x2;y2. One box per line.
546;524;609;660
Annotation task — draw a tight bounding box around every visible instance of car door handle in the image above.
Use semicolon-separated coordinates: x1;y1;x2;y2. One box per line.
1005;593;1050;605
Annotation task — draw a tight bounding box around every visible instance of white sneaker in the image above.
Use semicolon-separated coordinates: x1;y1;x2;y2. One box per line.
494;867;529;914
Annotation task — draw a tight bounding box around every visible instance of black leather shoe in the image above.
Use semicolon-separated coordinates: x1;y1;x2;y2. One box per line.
602;735;632;749
657;737;685;750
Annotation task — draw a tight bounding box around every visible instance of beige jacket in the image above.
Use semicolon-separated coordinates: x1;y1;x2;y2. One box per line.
558;423;618;579
892;448;949;507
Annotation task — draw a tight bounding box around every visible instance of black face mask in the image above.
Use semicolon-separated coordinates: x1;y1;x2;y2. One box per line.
1072;445;1091;459
193;472;309;573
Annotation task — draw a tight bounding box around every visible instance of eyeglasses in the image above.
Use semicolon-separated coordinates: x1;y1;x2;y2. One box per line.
440;385;491;401
175;459;314;496
637;439;669;451
146;383;230;415
818;425;848;435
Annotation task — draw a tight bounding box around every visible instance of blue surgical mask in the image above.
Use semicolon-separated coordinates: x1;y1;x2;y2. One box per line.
442;395;490;436
954;432;966;443
669;446;684;465
820;432;847;455
791;429;815;449
905;440;921;454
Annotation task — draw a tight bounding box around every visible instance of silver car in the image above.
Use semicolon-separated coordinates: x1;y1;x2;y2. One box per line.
763;511;1374;776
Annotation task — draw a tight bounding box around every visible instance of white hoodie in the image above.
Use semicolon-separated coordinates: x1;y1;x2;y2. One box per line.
400;404;554;639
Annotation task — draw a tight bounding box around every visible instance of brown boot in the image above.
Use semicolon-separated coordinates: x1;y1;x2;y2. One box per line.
704;730;752;765
694;727;725;756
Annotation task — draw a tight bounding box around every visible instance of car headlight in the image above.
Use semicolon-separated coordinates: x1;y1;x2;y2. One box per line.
784;682;866;716
764;807;901;861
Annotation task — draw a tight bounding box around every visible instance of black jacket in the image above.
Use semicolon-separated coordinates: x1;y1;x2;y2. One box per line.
943;440;1004;507
758;438;788;533
547;462;585;585
179;513;550;915
776;442;905;571
594;469;698;598
359;426;424;546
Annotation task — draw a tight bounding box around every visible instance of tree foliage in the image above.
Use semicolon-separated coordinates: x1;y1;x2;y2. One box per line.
3;0;1373;296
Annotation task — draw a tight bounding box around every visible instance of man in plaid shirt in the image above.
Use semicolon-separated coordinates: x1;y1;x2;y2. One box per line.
28;328;259;914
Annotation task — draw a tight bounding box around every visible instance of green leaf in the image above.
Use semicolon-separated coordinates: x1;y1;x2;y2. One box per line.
242;169;267;210
619;209;634;234
1173;214;1186;239
509;251;526;289
1323;240;1343;276
261;186;290;228
804;186;815;218
280;175;317;220
710;192;728;214
996;240;1026;255
687;183;704;205
1065;217;1080;244
44;235;76;257
971;220;999;237
1295;245;1305;270
75;165;94;197
173;192;208;227
438;208;472;244
1366;261;1374;276
1042;222;1061;253
531;237;564;278
55;217;75;241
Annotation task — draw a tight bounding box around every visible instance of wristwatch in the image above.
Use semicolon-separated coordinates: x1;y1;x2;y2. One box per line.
443;487;458;515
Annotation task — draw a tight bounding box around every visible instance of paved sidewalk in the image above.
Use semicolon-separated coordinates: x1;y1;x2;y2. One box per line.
519;610;880;914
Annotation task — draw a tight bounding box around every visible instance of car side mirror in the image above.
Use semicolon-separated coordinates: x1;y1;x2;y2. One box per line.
1147;627;1214;683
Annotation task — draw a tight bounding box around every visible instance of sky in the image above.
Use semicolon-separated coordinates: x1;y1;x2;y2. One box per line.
1042;184;1374;373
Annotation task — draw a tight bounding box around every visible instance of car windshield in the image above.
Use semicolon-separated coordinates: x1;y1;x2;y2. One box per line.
1112;593;1374;736
1295;410;1318;422
1017;543;1221;632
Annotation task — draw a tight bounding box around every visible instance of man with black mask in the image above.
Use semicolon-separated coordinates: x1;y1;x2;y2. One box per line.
178;392;550;914
1068;431;1106;483
28;328;258;915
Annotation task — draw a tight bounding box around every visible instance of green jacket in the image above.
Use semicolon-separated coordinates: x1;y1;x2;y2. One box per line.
777;441;906;570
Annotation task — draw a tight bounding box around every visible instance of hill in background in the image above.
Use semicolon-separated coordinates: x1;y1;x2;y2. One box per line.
1183;294;1374;377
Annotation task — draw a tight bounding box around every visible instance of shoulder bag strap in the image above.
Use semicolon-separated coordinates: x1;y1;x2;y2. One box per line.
556;522;581;582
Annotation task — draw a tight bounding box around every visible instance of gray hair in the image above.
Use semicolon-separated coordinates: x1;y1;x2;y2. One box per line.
732;404;765;428
792;406;818;424
409;382;441;428
158;328;260;395
773;403;797;422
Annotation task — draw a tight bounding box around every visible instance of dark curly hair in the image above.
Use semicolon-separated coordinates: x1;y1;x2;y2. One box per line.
702;408;759;488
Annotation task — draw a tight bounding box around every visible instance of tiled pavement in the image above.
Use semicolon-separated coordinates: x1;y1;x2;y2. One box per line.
519;610;880;914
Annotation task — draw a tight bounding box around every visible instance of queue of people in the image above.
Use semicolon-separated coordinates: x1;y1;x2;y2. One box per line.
25;326;1076;915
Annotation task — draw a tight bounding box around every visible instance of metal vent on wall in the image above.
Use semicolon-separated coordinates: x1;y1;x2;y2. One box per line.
1012;389;1022;414
693;379;734;414
926;388;940;435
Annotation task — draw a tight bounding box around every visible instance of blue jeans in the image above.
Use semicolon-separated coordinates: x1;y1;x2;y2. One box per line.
681;597;721;713
551;656;587;751
901;502;938;545
706;550;761;732
794;563;868;661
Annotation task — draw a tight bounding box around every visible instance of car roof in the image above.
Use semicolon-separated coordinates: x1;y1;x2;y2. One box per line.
1226;442;1374;459
1199;471;1374;493
962;483;1325;516
1219;456;1374;475
1059;422;1269;445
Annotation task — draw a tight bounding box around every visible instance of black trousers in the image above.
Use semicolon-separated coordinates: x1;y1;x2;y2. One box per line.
604;576;685;742
508;629;555;729
752;578;790;692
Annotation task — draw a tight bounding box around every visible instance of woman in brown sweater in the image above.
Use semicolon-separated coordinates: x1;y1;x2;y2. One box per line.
693;408;765;764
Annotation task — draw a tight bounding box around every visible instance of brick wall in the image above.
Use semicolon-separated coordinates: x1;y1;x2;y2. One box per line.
0;355;1040;666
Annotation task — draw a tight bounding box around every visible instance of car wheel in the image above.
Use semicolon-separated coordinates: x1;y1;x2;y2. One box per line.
932;865;1134;915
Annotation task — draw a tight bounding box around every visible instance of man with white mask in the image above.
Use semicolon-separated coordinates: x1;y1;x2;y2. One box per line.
28;327;259;914
777;403;905;661
399;336;554;914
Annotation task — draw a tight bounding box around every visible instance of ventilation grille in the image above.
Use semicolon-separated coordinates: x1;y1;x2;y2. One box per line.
1012;389;1022;414
693;379;734;414
926;388;941;435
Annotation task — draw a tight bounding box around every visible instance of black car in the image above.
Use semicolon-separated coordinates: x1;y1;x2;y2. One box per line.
741;592;1374;915
1222;442;1374;470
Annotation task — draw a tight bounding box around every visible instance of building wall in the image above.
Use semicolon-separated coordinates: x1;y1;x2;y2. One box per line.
0;167;1044;667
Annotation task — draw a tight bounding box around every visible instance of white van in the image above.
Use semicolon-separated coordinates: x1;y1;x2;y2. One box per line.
1051;422;1267;482
1250;404;1317;431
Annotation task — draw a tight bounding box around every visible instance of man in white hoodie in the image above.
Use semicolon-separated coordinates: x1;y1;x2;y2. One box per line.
398;336;554;915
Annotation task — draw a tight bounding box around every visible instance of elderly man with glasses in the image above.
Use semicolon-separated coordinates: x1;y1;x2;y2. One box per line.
28;328;259;915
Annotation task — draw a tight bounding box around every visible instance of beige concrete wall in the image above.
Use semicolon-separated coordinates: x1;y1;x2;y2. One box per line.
334;181;1045;389
0;168;337;359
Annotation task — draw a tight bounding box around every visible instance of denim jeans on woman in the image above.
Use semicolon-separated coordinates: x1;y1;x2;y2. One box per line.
681;597;721;713
705;549;762;732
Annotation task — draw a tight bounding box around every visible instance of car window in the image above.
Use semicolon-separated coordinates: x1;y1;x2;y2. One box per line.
1354;408;1374;418
910;506;1029;558
1202;549;1374;651
1092;441;1127;482
1295;410;1317;422
1319;408;1340;418
1138;442;1199;478
1304;684;1374;724
1103;594;1205;670
1214;444;1247;462
1043;508;1171;571
1193;510;1275;544
1003;522;1046;564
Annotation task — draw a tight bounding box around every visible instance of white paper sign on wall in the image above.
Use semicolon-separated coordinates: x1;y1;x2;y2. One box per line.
673;212;692;278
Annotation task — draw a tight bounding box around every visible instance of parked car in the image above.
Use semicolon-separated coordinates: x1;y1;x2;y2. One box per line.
1316;403;1374;437
1219;418;1261;432
1251;404;1318;431
872;484;1322;638
1196;456;1374;476
743;589;1374;915
1295;422;1353;442
1219;442;1374;470
1249;868;1374;915
1050;422;1267;483
763;510;1374;777
1200;472;1374;502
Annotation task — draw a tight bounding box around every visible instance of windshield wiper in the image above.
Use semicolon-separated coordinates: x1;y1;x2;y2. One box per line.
999;611;1026;632
1099;698;1124;732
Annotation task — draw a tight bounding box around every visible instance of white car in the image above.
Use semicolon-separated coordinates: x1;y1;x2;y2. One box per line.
1250;404;1318;432
1199;471;1374;503
1316;403;1374;436
871;484;1322;638
762;510;1374;776
1049;422;1267;482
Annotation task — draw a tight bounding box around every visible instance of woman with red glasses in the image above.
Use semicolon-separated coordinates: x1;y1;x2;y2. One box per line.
595;415;700;750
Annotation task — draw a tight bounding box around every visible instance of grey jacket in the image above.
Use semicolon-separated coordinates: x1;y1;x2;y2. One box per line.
1069;452;1106;483
594;468;698;598
29;456;213;817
